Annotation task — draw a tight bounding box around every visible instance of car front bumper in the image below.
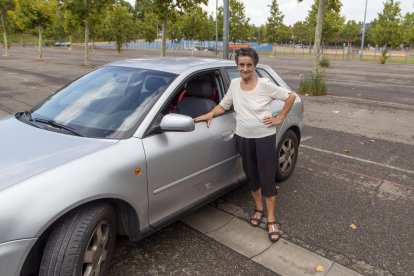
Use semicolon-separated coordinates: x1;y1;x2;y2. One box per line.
0;238;37;276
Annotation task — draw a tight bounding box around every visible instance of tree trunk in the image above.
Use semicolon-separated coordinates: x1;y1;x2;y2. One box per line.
347;41;350;60
161;19;167;57
312;0;326;75
1;14;8;56
38;26;43;59
192;38;194;57
69;35;72;50
116;39;121;53
85;21;89;66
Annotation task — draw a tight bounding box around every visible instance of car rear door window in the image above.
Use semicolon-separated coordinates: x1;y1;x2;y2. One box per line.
256;68;280;85
225;67;259;81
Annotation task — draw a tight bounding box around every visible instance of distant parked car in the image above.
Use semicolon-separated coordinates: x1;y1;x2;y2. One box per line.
0;57;303;276
194;46;215;52
54;41;71;47
294;44;304;48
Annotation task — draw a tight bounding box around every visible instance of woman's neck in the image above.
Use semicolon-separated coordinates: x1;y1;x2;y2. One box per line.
240;76;258;91
241;76;256;84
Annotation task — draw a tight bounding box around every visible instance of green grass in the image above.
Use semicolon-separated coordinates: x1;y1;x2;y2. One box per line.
262;49;414;64
6;33;83;45
8;33;39;44
298;72;327;96
319;56;330;67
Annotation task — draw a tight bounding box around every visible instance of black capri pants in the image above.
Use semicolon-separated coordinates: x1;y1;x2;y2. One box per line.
236;134;277;197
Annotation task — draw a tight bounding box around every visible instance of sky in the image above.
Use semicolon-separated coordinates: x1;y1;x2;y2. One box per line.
203;0;413;26
126;0;413;26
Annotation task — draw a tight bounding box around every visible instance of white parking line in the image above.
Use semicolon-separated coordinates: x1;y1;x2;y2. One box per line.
300;144;414;175
300;136;313;142
329;95;414;110
4;72;61;89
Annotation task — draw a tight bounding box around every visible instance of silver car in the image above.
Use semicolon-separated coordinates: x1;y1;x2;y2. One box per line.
0;57;304;276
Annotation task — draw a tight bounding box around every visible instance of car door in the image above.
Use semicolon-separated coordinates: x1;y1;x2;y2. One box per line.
142;70;239;228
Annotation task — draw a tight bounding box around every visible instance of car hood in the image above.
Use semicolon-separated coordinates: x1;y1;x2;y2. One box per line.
0;117;118;191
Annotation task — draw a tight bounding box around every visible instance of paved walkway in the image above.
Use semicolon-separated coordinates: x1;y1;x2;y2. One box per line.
181;206;362;276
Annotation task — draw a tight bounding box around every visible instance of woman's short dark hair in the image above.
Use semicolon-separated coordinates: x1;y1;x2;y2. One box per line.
235;48;259;66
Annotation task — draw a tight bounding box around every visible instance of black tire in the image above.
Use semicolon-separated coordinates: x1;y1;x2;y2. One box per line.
275;130;299;182
39;203;116;276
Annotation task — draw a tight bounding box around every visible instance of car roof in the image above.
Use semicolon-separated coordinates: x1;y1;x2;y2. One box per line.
106;57;237;74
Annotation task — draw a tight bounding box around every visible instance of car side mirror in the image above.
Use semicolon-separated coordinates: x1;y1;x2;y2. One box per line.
270;100;285;117
159;113;195;132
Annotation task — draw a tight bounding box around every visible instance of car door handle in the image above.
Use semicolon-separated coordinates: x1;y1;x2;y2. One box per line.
221;130;234;141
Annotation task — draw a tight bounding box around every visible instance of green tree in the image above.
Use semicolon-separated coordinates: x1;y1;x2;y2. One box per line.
216;7;223;41
369;0;403;48
63;9;81;50
0;0;14;56
151;0;207;57
11;0;58;59
264;0;288;43
88;8;108;51
203;14;216;42
135;0;152;20
402;12;414;47
181;7;203;54
181;7;205;41
292;21;312;44
305;0;344;44
168;19;183;45
297;0;341;96
138;12;158;42
251;24;266;43
180;7;213;53
340;20;360;44
63;0;113;66
228;0;251;43
134;0;158;43
216;1;251;43
101;5;135;53
42;3;67;44
117;0;134;13
299;0;342;74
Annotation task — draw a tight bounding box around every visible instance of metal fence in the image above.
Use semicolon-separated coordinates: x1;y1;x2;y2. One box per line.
97;40;414;64
98;40;273;52
270;43;414;64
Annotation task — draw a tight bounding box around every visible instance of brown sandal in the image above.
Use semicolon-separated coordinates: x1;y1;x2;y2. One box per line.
249;209;264;227
267;221;280;242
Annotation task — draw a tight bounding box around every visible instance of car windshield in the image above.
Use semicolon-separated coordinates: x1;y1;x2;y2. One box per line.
28;66;177;139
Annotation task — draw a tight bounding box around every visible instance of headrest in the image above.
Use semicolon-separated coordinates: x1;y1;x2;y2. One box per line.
186;79;212;98
145;76;167;92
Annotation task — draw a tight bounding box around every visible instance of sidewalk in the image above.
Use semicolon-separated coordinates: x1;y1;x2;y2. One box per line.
181;206;362;276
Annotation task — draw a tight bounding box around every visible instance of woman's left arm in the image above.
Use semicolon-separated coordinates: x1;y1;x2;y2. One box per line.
263;92;297;126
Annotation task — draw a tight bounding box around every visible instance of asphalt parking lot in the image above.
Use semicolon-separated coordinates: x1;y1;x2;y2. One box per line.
1;46;413;275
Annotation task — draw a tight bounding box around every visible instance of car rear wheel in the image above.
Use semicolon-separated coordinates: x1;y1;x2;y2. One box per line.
276;130;299;182
39;203;116;276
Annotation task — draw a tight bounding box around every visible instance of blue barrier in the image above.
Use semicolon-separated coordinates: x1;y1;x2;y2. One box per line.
99;40;273;52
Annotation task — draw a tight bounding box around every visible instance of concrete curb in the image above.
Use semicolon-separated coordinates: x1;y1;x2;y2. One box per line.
181;206;362;276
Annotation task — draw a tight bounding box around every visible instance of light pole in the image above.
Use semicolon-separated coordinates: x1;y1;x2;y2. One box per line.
223;0;229;59
215;0;218;55
360;0;368;60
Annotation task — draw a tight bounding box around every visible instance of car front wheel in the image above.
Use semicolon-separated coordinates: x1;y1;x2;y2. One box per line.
275;130;299;182
39;203;116;276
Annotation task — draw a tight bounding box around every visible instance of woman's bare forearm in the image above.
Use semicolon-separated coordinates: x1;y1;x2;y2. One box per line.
194;104;227;127
278;93;296;119
210;104;226;117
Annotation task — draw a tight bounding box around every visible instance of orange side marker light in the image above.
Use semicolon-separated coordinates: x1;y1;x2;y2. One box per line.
135;168;142;175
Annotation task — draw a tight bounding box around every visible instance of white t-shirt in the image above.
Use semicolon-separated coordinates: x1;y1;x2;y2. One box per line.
219;77;291;138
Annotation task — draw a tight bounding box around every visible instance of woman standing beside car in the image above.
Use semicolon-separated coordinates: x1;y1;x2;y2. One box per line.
194;48;296;242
